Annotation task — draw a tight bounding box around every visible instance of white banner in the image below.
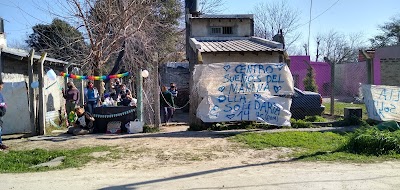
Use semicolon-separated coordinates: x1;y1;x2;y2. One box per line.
194;63;294;126
197;94;292;126
194;63;294;97
362;84;400;122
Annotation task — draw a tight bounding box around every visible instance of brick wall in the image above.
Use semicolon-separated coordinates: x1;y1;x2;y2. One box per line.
380;58;400;86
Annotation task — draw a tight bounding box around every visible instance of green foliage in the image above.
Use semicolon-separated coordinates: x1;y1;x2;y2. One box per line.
0;146;112;173
232;129;400;162
347;127;400;156
303;66;318;92
26;18;87;62
370;15;400;48
290;118;313;128
304;115;327;122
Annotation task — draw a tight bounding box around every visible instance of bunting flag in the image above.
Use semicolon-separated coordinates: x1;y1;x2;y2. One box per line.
60;72;130;80
93;108;135;119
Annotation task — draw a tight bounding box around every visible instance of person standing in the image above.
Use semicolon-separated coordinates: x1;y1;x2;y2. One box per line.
168;83;178;98
62;81;80;116
160;86;175;124
114;79;122;95
84;81;99;114
168;83;178;120
0;80;8;150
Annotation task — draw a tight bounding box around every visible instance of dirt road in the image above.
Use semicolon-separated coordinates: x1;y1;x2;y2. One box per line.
1;125;400;190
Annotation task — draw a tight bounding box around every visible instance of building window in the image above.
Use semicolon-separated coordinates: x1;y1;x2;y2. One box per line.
222;27;233;34
211;27;233;35
211;27;222;34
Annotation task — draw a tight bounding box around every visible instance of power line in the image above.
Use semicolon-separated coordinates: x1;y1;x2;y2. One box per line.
297;0;341;29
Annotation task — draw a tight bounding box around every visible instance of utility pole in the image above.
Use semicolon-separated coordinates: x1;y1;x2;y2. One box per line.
136;67;143;122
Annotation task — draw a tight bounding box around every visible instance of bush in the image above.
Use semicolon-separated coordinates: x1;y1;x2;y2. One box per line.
346;127;400;155
304;116;327;122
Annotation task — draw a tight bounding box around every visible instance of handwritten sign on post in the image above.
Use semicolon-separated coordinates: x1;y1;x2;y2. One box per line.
362;84;400;122
194;62;294;126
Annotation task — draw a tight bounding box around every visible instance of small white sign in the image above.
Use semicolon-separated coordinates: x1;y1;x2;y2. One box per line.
362;84;400;122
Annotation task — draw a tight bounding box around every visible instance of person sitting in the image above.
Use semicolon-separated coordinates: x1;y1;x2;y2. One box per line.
67;106;95;135
119;84;131;97
120;94;131;106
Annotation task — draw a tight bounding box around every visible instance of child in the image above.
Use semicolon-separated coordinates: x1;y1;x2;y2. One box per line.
67;106;95;135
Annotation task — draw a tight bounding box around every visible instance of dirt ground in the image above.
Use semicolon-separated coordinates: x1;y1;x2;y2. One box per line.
1;112;400;190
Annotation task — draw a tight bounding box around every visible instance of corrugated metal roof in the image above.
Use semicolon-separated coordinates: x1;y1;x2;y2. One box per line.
191;14;253;19
1;47;78;66
193;37;283;53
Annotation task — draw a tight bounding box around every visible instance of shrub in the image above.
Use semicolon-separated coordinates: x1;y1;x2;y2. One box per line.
346;127;400;155
303;66;318;92
304;115;327;122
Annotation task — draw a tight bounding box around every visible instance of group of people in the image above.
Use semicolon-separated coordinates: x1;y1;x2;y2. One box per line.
62;79;135;135
161;83;178;124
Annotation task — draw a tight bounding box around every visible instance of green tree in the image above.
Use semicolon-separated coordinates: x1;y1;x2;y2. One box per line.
303;66;318;92
370;15;400;48
26;18;87;63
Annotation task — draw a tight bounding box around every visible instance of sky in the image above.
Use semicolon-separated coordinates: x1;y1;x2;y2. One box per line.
0;0;399;55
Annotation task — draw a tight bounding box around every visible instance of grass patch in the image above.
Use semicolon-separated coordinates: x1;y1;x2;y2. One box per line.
143;125;160;133
232;131;347;151
323;102;367;119
231;128;400;162
0;146;114;173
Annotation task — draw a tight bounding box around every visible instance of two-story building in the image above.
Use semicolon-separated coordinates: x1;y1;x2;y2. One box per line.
185;3;286;124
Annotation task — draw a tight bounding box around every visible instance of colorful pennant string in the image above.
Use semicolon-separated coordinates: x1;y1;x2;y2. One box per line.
60;72;130;80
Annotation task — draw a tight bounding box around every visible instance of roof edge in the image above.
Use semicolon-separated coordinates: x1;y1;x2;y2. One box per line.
250;37;283;49
1;47;79;66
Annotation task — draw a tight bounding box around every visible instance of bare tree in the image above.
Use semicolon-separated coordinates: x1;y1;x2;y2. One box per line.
317;30;366;64
198;0;225;14
252;0;301;50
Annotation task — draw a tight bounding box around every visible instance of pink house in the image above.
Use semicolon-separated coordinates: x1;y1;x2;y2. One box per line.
289;56;331;96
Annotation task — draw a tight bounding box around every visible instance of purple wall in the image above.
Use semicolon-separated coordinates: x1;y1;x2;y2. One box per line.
289;56;331;96
373;55;381;85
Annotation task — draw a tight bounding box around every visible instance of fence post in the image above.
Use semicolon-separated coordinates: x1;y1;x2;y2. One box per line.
28;49;36;135
153;53;160;129
361;50;373;84
38;52;47;135
324;57;335;116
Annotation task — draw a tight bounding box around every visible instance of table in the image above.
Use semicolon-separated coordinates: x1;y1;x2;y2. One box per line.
93;106;136;133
